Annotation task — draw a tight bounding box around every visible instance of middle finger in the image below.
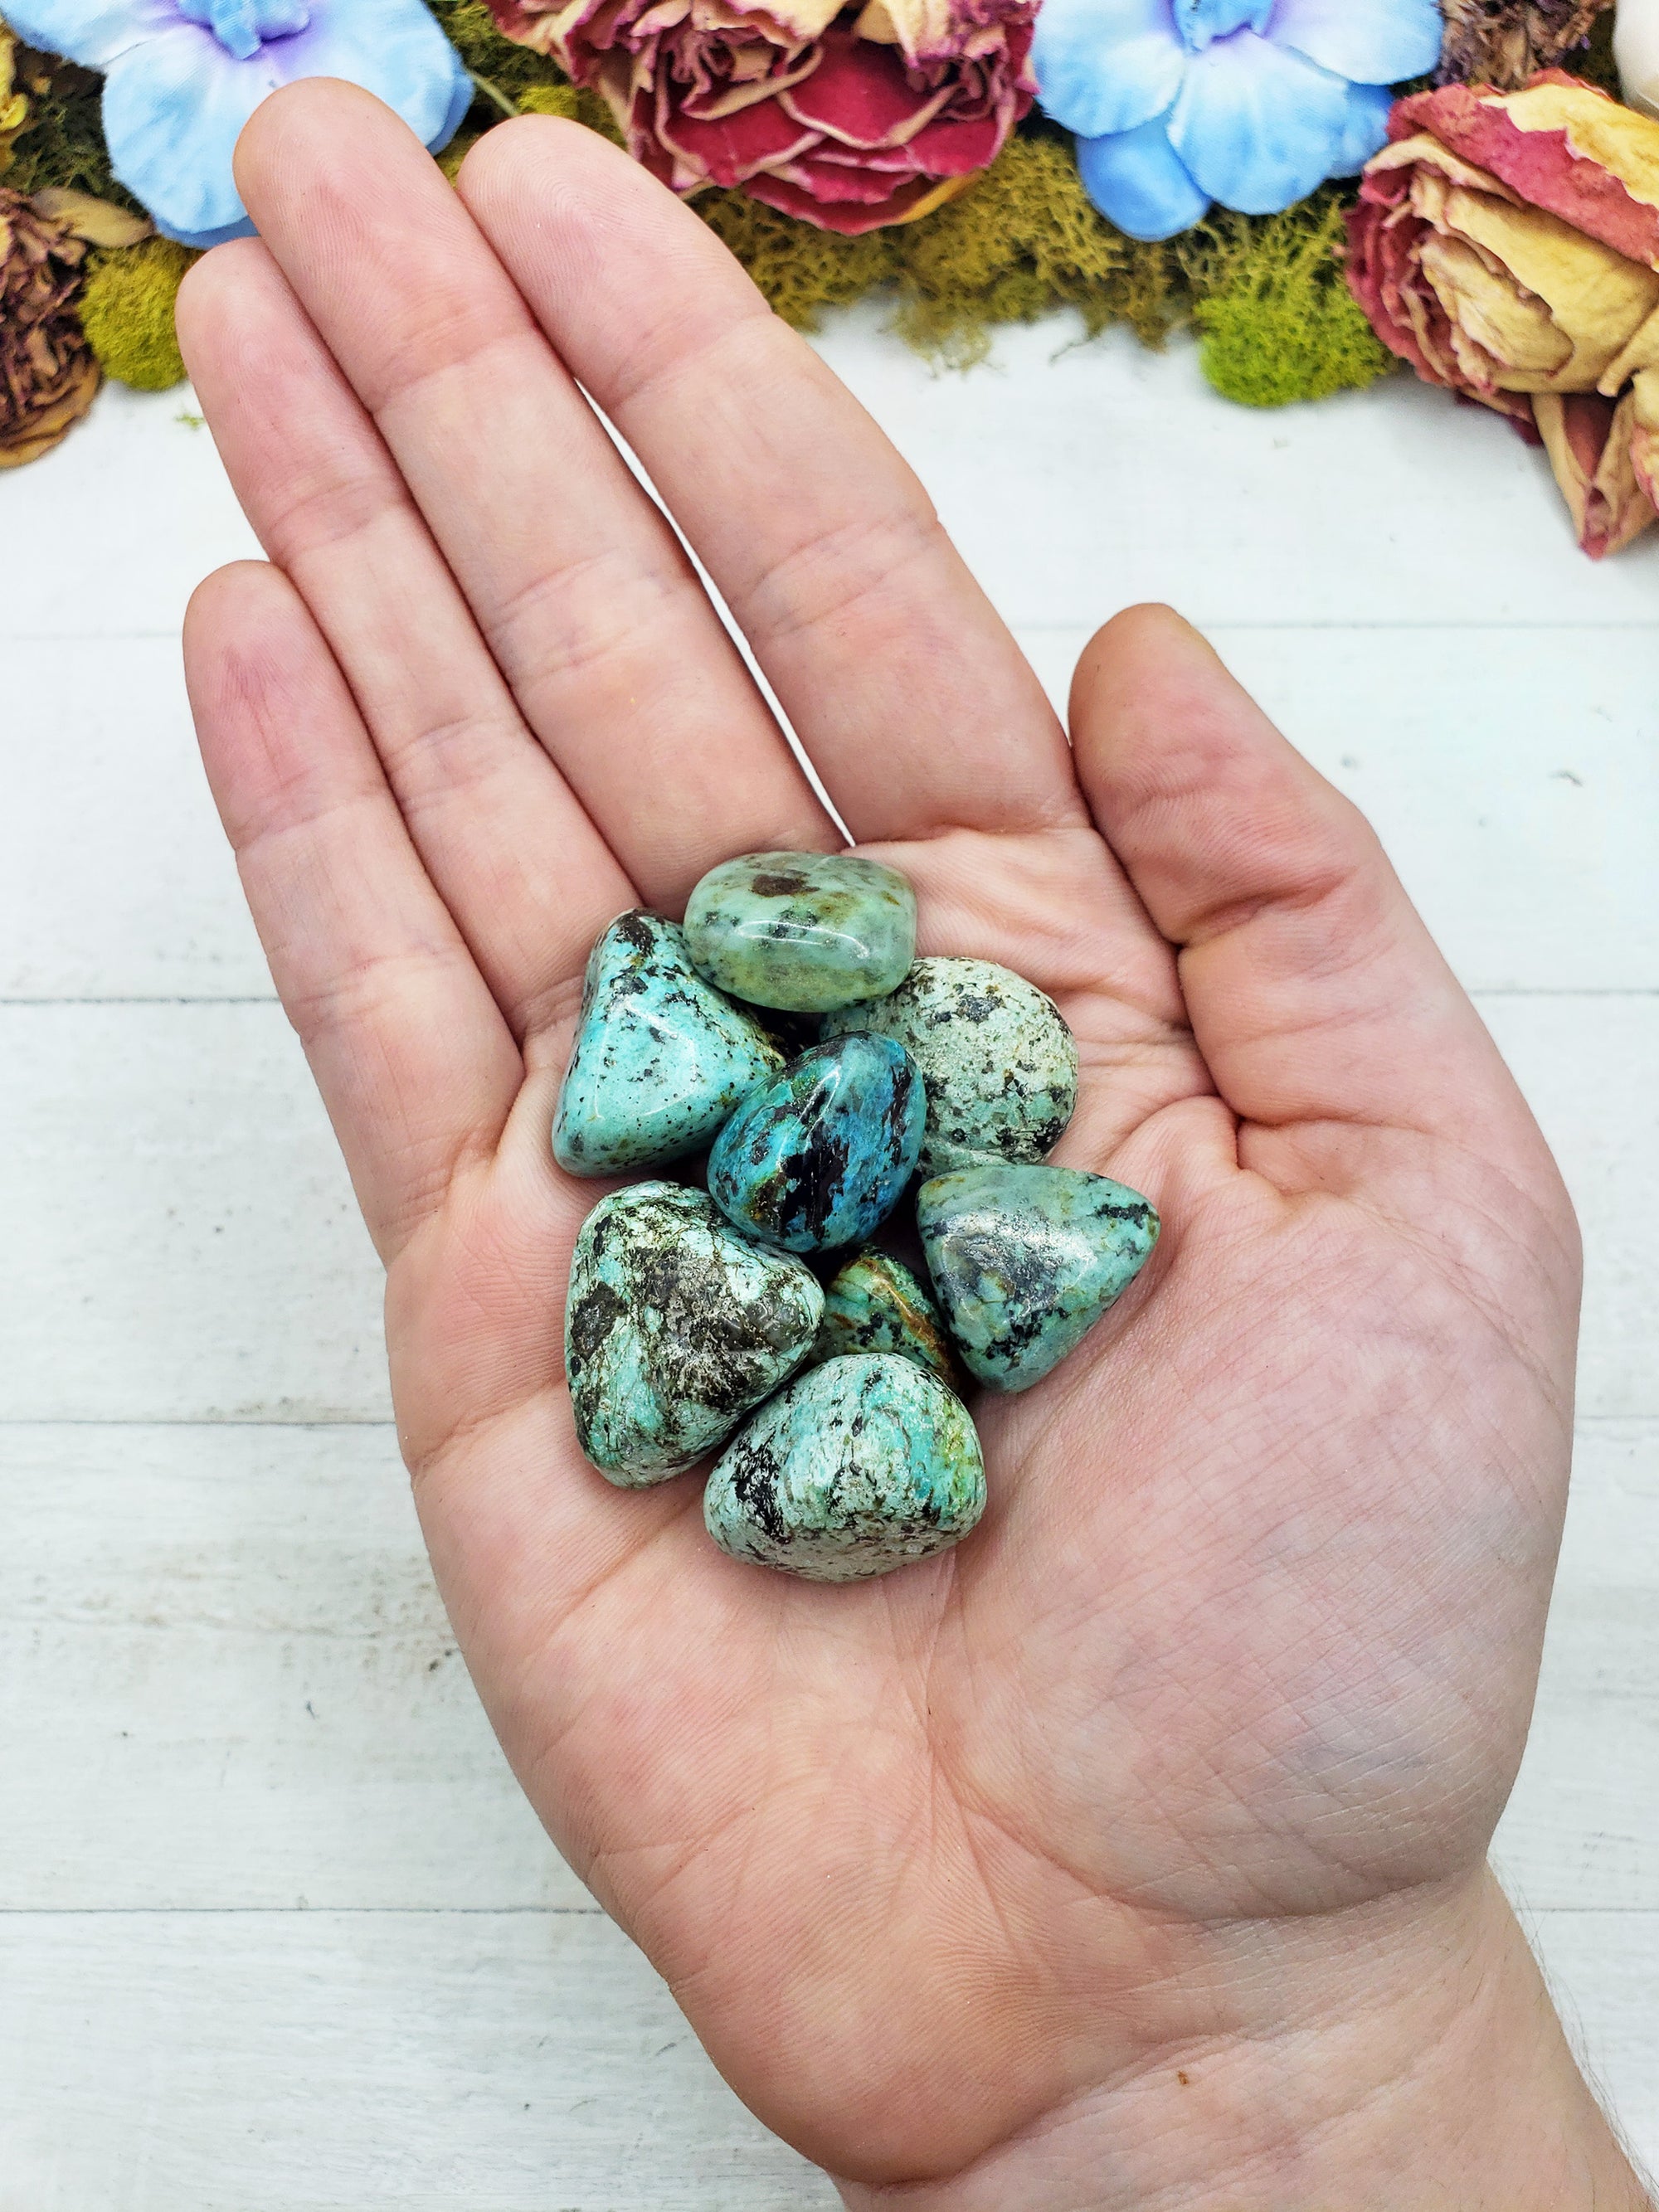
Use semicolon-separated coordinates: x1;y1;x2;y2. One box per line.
229;80;838;908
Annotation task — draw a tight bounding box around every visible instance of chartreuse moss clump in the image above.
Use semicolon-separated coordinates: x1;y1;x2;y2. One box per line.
78;236;196;389
6;0;1389;418
0;36;139;207
1175;189;1395;409
893;133;1187;361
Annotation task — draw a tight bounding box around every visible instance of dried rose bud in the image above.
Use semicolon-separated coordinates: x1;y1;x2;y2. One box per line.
1346;73;1659;555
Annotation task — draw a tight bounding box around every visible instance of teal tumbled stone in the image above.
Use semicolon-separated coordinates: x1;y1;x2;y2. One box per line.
823;956;1078;1176
703;1354;985;1581
552;911;783;1176
812;1247;955;1383
565;1183;823;1487
684;849;917;1014
917;1162;1159;1393
708;1035;925;1252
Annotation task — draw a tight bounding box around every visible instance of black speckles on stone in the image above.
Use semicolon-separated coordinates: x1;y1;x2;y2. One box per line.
822;957;1079;1177
708;1037;925;1253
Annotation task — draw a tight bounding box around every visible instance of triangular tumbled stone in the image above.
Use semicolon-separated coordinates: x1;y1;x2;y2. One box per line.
553;912;783;1175
566;1184;823;1485
703;1354;985;1581
917;1163;1160;1393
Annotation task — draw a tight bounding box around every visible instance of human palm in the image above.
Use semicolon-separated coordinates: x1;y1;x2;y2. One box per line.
180;82;1579;2196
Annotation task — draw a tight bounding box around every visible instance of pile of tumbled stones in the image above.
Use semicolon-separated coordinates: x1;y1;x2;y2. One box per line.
556;851;1160;1583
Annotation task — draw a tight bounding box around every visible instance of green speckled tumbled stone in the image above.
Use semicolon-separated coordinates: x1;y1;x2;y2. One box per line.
917;1162;1159;1393
812;1248;955;1383
553;912;783;1175
823;956;1079;1176
703;1354;985;1581
684;850;917;1014
566;1183;823;1486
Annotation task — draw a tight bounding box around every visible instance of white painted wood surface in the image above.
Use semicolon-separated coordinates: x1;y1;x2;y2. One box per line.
1;311;1655;2205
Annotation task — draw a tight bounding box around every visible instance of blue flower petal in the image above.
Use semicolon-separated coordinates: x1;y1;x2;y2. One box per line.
1075;115;1211;240
268;0;473;152
0;0;172;70
1034;0;1185;139
102;22;271;241
1326;78;1394;175
1269;0;1443;86
1169;27;1349;212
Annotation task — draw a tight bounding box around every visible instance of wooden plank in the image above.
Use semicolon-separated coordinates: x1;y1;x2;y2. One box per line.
1480;997;1659;1425
0;641;267;1002
0;385;259;644
8;332;1659;649
0;1422;585;1911
807;314;1659;628
5;1418;1651;1914
6;627;1657;1002
1017;625;1659;997
1496;1421;1659;1911
0;1907;1647;2203
1523;1909;1659;2181
0;1005;390;1423
0;1909;832;2210
0;997;1649;1422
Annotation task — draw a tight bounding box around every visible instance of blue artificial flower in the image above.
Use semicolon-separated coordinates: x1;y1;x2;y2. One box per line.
1033;0;1444;240
2;0;473;247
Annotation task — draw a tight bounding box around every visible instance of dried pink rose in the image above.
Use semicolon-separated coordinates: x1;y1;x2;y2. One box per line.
1347;72;1659;555
490;0;1035;235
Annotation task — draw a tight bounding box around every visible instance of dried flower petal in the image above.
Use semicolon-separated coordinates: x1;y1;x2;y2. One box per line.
0;183;98;469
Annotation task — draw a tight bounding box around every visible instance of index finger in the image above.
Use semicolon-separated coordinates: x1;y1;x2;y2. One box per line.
456;117;1088;848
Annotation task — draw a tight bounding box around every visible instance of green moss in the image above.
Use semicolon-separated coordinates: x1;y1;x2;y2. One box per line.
894;134;1187;362
79;236;196;389
699;189;900;328
1177;190;1395;407
0;36;139;208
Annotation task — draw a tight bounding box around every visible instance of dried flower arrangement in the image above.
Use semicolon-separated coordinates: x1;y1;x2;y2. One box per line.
0;0;1654;557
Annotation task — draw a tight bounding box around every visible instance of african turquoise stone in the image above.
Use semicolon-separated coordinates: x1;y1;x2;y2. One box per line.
708;1035;925;1252
684;850;917;1014
812;1247;955;1383
703;1354;985;1581
917;1162;1159;1393
823;956;1078;1177
565;1183;822;1486
553;911;783;1175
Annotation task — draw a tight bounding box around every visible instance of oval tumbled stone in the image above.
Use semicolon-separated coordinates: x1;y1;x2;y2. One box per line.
566;1183;823;1486
703;1354;985;1581
553;912;783;1176
917;1162;1159;1393
823;956;1078;1176
708;1036;925;1252
684;850;917;1014
812;1247;955;1383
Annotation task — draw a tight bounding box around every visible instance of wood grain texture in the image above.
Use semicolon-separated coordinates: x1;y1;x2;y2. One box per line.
0;317;1653;2201
1;1418;1653;1917
0;1911;832;2210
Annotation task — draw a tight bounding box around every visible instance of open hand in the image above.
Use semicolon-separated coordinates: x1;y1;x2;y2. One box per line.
179;83;1627;2208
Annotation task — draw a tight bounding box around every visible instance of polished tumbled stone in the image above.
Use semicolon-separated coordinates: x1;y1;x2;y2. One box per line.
917;1162;1159;1393
708;1035;925;1253
703;1354;985;1581
553;911;783;1175
565;1183;823;1486
824;956;1079;1176
812;1247;955;1383
684;850;917;1014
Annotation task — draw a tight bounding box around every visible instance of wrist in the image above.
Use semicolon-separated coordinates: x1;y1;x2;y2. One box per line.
835;1869;1652;2212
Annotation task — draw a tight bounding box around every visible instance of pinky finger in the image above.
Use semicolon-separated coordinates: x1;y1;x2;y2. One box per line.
184;561;524;1262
